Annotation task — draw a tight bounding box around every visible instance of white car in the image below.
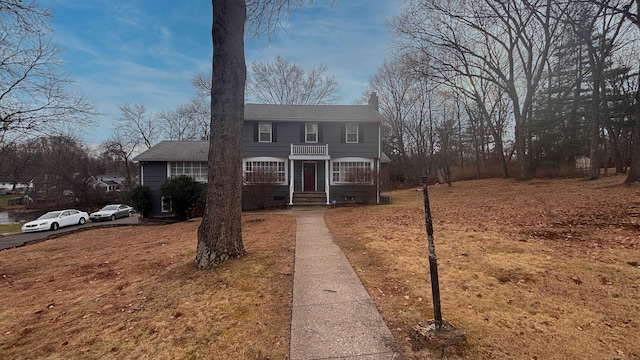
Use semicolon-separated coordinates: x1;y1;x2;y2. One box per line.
21;209;89;233
90;204;133;222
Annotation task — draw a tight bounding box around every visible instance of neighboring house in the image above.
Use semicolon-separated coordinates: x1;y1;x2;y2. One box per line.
133;93;389;216
576;156;590;171
93;173;127;192
95;180;121;192
0;180;32;195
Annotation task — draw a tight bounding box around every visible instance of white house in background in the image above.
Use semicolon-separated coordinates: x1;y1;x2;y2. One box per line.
92;174;127;192
576;156;590;171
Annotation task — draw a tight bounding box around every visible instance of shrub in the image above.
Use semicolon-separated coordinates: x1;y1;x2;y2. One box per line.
123;185;153;217
159;176;203;221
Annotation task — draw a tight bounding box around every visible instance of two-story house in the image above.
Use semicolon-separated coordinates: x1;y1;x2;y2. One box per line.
133;93;388;216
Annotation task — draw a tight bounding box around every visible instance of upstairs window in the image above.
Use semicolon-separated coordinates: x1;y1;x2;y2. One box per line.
258;122;272;143
305;123;318;143
346;123;359;143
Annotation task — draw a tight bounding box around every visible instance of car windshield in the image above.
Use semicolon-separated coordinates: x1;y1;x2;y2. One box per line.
39;212;61;219
101;205;118;211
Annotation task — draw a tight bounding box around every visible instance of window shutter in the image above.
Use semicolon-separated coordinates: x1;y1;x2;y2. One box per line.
253;122;258;142
272;122;277;142
340;125;346;143
318;124;323;142
359;125;364;143
300;123;305;142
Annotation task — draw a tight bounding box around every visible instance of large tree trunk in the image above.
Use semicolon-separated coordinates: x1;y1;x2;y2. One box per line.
515;118;530;180
196;0;246;269
625;83;640;183
587;68;602;180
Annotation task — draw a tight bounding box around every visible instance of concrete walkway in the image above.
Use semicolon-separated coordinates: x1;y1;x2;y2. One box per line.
290;209;402;360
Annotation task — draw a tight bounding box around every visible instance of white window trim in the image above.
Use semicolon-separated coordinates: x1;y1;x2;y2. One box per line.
346;123;359;143
258;122;272;143
305;122;318;143
330;157;374;185
243;157;288;185
161;196;173;213
167;161;208;183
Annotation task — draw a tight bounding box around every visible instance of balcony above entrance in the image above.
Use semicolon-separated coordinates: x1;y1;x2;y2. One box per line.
289;144;330;160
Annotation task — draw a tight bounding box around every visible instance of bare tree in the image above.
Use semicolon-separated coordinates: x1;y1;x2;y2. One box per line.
0;139;39;192
196;0;333;270
587;0;640;183
247;54;341;105
0;0;95;142
368;59;418;182
565;1;631;179
31;135;99;206
157;99;210;141
393;0;569;180
102;129;138;189
115;103;162;150
157;74;211;141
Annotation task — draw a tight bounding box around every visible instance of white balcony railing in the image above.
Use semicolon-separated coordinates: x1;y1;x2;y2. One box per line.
290;144;328;156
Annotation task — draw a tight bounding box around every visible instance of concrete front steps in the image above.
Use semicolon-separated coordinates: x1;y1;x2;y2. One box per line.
292;192;328;207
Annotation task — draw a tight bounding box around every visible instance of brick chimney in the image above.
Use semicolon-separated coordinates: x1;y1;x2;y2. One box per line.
368;92;379;111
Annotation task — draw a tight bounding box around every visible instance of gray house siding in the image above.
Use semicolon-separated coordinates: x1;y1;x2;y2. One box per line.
134;99;387;215
242;185;289;209
243;121;379;158
242;121;298;157
140;162;168;217
327;122;379;158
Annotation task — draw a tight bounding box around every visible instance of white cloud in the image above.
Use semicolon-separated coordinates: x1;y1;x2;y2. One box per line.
51;0;401;143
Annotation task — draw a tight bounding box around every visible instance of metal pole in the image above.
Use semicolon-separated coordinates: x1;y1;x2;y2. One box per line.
421;176;443;331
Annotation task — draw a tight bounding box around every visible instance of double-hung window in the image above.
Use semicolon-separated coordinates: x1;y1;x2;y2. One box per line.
305;123;318;143
331;158;373;184
161;197;173;213
243;157;287;184
258;122;272;143
168;162;208;182
346;123;359;143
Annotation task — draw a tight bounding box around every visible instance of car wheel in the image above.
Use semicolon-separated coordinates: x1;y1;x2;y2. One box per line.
79;217;86;225
111;214;116;221
128;211;132;217
51;222;59;231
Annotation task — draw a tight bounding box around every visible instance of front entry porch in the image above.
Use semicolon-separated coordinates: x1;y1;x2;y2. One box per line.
288;144;331;206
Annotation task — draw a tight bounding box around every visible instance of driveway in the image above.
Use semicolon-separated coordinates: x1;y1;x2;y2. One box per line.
0;214;140;251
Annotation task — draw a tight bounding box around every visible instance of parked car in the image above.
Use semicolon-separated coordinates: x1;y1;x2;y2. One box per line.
21;209;89;233
90;204;133;222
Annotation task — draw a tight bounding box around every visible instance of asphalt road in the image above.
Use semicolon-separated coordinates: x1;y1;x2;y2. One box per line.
0;214;140;251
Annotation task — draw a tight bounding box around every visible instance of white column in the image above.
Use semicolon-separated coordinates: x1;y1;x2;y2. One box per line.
376;158;380;204
289;159;294;205
325;159;330;204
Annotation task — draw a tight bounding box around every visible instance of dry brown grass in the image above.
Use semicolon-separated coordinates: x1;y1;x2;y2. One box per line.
0;214;295;360
2;177;639;359
326;176;640;359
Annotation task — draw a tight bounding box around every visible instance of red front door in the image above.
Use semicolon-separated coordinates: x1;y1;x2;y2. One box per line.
303;162;316;191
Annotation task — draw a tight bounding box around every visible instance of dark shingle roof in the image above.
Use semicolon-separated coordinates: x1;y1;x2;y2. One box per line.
245;104;384;123
132;141;208;162
134;104;384;162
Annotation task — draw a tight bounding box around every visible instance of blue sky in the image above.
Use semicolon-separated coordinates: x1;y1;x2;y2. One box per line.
50;1;402;144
